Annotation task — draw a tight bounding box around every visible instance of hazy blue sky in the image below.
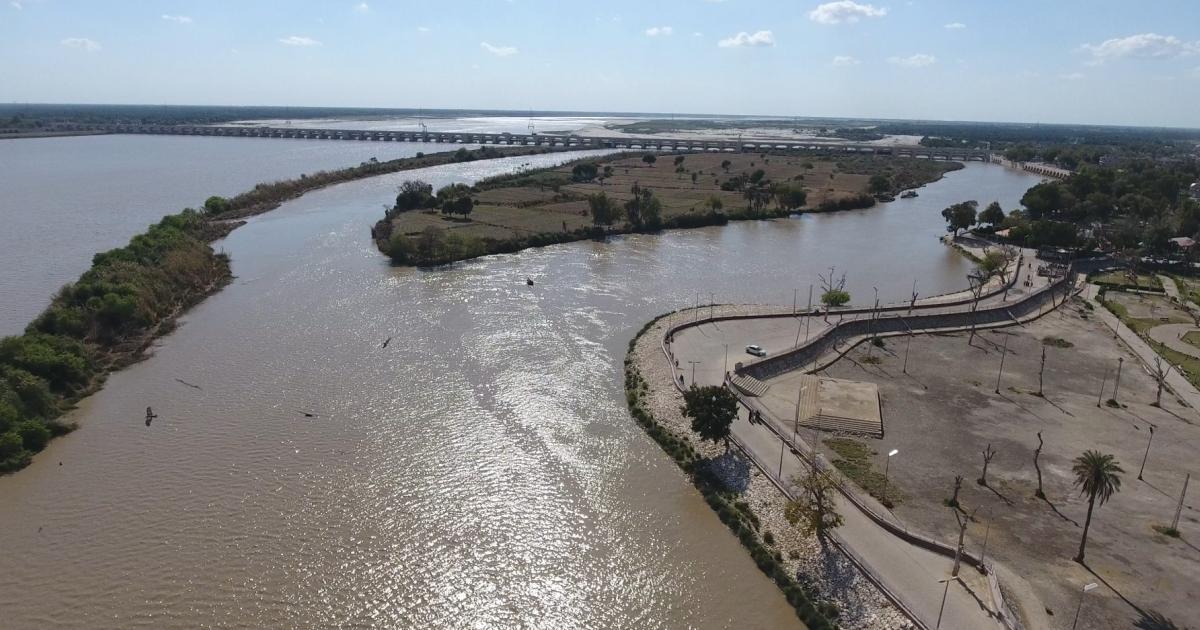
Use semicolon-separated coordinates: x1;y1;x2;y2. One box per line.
3;0;1199;127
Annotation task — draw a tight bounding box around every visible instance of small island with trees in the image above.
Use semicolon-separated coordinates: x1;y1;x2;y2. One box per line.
372;151;959;267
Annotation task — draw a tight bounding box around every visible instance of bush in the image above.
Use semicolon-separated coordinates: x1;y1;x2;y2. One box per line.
16;420;50;451
0;430;23;460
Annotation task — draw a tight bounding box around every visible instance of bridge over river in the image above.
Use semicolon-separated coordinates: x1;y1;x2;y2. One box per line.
57;123;994;161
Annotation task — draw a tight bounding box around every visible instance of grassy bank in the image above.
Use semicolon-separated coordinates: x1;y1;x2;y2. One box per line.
1;211;230;472
375;151;958;267
624;316;839;629
1;145;559;474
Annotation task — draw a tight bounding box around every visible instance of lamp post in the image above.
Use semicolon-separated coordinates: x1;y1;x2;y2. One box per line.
1138;425;1155;480
1113;357;1124;402
1071;582;1099;630
994;332;1009;394
936;575;961;629
723;344;729;377
687;360;701;386
883;448;899;503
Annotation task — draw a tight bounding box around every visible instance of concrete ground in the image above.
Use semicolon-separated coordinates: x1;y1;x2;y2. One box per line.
818;298;1200;630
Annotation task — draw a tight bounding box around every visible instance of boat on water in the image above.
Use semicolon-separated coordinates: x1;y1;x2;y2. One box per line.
900;190;918;198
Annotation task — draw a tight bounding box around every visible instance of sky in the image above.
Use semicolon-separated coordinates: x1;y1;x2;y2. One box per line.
2;0;1199;128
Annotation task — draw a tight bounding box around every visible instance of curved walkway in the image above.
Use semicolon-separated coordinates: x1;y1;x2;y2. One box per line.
1146;323;1200;360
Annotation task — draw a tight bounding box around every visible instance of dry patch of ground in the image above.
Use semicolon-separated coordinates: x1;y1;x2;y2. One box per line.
818;300;1199;630
385;152;957;244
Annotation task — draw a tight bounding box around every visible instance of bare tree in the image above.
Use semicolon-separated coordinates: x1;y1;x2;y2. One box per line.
948;474;965;508
967;271;988;344
1152;357;1170;407
785;469;845;540
951;507;979;577
978;443;997;486
1038;346;1047;397
1033;432;1045;499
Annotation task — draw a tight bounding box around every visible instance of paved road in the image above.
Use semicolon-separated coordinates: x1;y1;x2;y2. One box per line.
1146;323;1200;360
1086;285;1200;410
732;410;1004;630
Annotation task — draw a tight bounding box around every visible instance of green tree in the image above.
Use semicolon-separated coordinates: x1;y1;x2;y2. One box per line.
16;420;50;452
868;174;891;195
393;180;433;214
680;385;739;449
785;470;845;540
0;430;23;461
707;196;724;212
571;162;599;182
1072;450;1124;563
977;250;1007;278
203;196;232;215
642;154;657;165
721;159;732;172
821;289;851;308
941;200;979;236
749;169;766;184
588;192;618;227
775;184;808;211
674;155;685;167
979;201;1005;227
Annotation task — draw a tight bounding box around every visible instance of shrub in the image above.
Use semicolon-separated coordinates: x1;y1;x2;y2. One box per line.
16;420;50;451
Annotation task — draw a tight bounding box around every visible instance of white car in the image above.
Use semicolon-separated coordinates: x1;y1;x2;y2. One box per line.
745;344;767;357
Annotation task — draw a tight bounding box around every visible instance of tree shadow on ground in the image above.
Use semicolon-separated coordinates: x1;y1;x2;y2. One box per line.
1081;561;1151;621
980;481;1015;507
1039;494;1080;527
1133;610;1182;630
700;450;752;493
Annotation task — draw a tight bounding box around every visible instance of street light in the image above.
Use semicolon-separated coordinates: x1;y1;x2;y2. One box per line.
883;449;899;502
1071;582;1099;630
936;575;962;629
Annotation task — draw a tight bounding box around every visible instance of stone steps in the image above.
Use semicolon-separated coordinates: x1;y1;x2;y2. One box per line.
731;374;770;397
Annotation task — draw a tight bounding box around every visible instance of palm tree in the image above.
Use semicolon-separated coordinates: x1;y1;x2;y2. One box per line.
1072;450;1124;563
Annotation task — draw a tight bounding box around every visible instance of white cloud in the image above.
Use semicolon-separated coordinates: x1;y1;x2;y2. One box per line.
417;26;430;32
278;35;321;46
718;30;774;48
693;31;703;37
354;2;369;12
645;26;673;37
10;1;22;9
161;14;192;24
1080;33;1199;63
808;1;886;25
944;22;966;30
481;41;518;56
1059;72;1086;81
888;53;936;67
832;55;861;66
60;37;101;52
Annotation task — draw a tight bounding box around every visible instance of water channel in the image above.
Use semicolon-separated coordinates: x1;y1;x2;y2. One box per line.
0;142;1042;628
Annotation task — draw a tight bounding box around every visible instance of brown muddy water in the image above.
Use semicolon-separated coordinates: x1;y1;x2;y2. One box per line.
0;146;1042;628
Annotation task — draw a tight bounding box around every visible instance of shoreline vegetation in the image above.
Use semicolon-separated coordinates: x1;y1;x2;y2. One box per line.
624;315;839;628
0;145;562;473
373;151;960;267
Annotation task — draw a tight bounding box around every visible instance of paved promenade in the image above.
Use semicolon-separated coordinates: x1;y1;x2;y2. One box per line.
731;410;1005;630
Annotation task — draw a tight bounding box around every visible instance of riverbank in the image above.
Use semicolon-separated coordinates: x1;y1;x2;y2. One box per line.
624;313;906;629
374;152;960;267
0;145;568;473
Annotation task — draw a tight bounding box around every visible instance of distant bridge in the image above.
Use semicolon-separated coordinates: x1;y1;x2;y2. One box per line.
58;123;994;161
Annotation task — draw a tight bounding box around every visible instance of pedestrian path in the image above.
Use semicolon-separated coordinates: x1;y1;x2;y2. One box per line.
1085;284;1200;410
732;410;1004;630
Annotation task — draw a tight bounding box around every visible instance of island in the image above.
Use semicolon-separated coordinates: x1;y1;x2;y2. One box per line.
372;151;960;266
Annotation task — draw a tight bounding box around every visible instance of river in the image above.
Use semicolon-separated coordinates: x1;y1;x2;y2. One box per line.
0;142;1042;628
0;135;454;335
